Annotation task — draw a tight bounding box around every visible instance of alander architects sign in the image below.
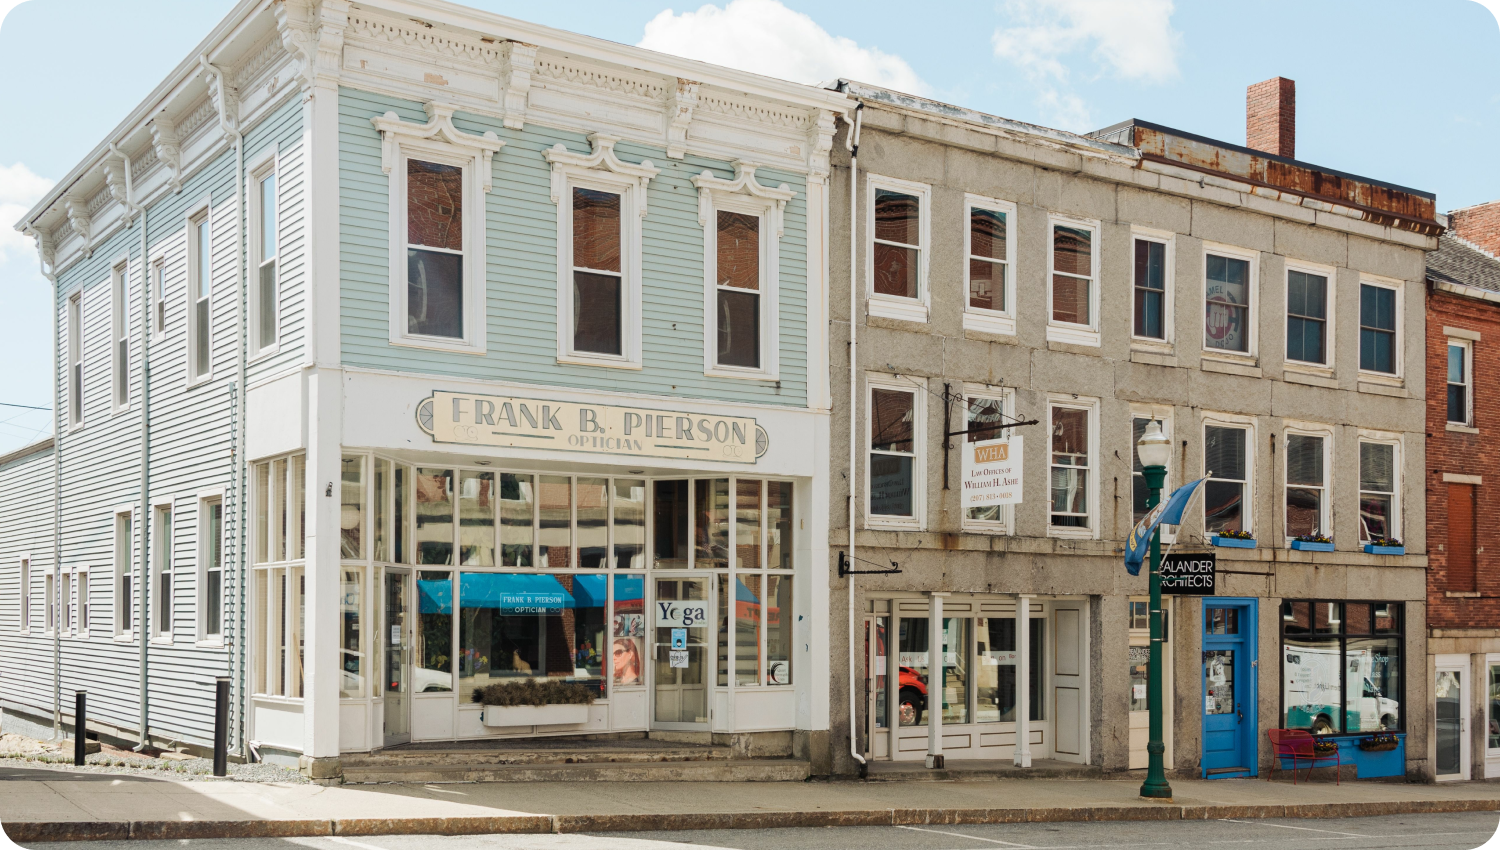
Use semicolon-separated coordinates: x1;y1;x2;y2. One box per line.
416;391;766;464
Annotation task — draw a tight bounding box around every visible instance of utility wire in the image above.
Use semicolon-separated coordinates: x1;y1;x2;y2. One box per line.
0;401;51;411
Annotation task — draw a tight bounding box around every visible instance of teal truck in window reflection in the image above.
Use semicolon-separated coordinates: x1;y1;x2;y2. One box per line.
1284;644;1399;733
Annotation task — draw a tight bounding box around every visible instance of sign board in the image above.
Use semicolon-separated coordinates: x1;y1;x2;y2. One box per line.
1160;552;1217;595
960;436;1024;509
668;650;689;669
417;391;764;464
670;628;687;650
656;600;709;629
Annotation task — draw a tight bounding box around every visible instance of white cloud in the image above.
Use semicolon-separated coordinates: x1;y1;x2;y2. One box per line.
639;0;927;94
1035;88;1093;132
992;0;1181;84
0;162;53;263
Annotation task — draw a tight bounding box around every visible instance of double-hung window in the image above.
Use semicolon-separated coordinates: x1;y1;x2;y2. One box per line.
964;196;1016;335
114;510;133;637
1204;422;1251;535
406;160;466;341
187;209;212;382
111;261;128;409
1049;400;1096;534
1204;247;1254;356
61;571;71;635
76;570;88;636
1286;266;1330;367
867;377;922;525
45;569;54;633
1284;428;1330;539
201;497;223;641
67;293;82;427
866;175;930;323
1132;232;1171;343
152;261;165;338
964;387;1015;531
1448;340;1473;426
19;558;30;632
694;162;791;379
1048;216;1100;345
1359;282;1399;375
252;162;279;354
1358;439;1399;543
153;504;173;640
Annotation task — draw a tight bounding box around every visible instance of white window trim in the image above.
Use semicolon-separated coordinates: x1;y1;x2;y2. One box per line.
1282;421;1335;543
18;555;31;634
1047;394;1100;538
151;499;175;644
1447;338;1474;427
375;103;502;356
66;291;83;431
546;133;657;369
864;372;926;530
150;254;167;341
1202;412;1257;536
1130;227;1175;349
109;255;131;414
60;568;72;637
1130;404;1176;543
112;505;135;641
248;145;280;361
197;489;225;646
961;383;1016;534
185;197;213;386
865;173;931;324
73;566;89;638
1046;214;1102;347
962;194;1018;336
1359;274;1405;384
1283;259;1337;374
1201;242;1260;362
693;162;791;381
1356;429;1403;544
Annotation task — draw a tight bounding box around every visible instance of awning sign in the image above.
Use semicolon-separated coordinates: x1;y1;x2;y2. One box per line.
960;436;1023;508
1160;553;1217;595
417;391;763;464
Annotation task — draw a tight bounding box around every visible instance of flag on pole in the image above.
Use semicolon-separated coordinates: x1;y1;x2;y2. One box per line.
1124;478;1207;576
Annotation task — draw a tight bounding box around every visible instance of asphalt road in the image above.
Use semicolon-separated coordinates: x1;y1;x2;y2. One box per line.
10;812;1499;850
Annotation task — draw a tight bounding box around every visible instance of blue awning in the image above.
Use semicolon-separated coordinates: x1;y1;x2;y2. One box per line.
418;577;452;615
573;574;608;608
735;578;760;604
614;574;644;603
460;572;574;612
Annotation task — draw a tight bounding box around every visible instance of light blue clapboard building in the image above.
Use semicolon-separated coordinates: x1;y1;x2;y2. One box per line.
7;0;847;781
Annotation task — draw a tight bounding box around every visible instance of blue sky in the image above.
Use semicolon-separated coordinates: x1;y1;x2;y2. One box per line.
0;0;1496;453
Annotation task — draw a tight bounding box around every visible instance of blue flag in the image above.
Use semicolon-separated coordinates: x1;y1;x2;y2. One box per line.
1124;478;1206;576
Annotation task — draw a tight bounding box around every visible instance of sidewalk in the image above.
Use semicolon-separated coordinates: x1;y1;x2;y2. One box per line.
3;765;1499;843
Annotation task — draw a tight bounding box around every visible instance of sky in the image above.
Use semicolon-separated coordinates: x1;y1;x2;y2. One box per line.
0;0;1496;453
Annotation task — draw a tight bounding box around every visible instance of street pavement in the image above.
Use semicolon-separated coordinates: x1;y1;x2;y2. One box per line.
7;812;1499;850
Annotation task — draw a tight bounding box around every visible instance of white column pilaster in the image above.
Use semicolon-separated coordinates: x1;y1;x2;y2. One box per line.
1015;594;1033;768
927;592;946;768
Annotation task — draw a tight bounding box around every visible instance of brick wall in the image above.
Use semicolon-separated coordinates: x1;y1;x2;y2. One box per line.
1246;77;1295;158
1427;287;1500;628
1450;201;1500;257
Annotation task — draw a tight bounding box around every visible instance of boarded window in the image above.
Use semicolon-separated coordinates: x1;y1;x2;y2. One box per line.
1448;483;1477;592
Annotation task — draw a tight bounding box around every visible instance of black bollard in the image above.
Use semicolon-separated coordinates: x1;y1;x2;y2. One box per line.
73;691;86;766
213;677;229;777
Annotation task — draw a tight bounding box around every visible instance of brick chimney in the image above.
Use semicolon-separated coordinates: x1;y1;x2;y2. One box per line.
1450;202;1500;257
1246;77;1295;158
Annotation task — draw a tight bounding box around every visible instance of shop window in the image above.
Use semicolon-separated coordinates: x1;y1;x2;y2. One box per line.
415;570;454;692
868;380;921;525
1358;441;1398;542
1133;236;1168;341
1360;283;1398;375
112;261;129;410
457;572;607;702
373;459;390;563
695;479;729;569
1285;269;1328;366
1284;431;1328;539
341;456;365;560
340;567;365;698
1204;423;1250;535
768;481;793;570
1448;340;1472;425
459;470;496;566
253;455;305;565
612;574;645;687
735;480;762;572
415;468;455;565
252;165;279;354
1204;250;1252;355
501;473;535;567
1281;599;1402;735
114;512;132;636
393;464;408;564
653;480;690;568
153;504;173;640
976;617;1017;723
1489;664;1500;752
576;477;608;570
1048;217;1100;345
200;497;223;641
613;479;646;568
1049;402;1094;532
539;475;572;569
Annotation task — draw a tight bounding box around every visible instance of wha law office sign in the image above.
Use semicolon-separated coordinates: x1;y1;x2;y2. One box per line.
960;437;1023;508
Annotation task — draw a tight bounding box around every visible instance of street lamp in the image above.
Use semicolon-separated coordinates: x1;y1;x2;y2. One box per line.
1136;419;1173;800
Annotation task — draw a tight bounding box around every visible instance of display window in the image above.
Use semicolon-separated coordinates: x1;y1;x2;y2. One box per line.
1280;599;1403;735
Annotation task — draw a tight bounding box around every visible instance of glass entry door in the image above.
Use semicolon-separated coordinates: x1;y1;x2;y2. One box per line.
1435;656;1469;780
652;577;712;727
383;570;411;747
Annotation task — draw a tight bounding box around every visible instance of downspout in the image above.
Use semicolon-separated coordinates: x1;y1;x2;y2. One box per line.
30;229;61;742
843;100;865;775
110;141;152;751
200;53;248;760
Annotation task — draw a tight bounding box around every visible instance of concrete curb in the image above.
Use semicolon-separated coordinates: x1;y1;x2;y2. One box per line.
5;798;1498;842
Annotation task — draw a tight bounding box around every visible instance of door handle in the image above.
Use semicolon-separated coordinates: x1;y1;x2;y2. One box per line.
1237;704;1243;722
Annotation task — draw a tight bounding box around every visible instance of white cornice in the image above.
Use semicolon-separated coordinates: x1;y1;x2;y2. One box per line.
372;102;505;192
692;161;795;237
545;134;661;216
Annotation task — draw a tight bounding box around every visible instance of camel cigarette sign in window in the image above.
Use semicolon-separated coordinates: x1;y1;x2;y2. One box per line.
961;436;1023;508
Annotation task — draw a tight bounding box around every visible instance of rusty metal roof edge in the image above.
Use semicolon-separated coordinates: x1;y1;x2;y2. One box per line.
837;80;1139;161
1092;118;1435;201
1430;277;1500;306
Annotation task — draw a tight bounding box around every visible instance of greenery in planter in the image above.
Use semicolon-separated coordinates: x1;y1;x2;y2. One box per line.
1216;529;1254;540
470;679;598;707
1294;533;1333;544
1366;537;1403;548
1312;739;1338;755
1359;733;1399;750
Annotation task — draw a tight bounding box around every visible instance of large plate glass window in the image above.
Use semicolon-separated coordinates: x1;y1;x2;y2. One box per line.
1281;600;1402;735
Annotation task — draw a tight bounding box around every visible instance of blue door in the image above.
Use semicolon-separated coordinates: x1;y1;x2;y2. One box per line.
1202;599;1257;778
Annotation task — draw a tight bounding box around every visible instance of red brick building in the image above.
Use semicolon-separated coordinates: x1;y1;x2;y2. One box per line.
1425;206;1500;781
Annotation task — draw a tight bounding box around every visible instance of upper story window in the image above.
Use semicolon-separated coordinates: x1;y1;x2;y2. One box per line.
152;261;165;338
1447;340;1472;426
1284;430;1330;539
19;558;30;632
407;159;465;340
1049;400;1096;534
67;292;82;427
714;211;761;369
1285;267;1329;366
867;376;923;526
153;503;173;640
1359;282;1398;375
1204;422;1251;535
114;510;133;638
964;196;1016;335
1048;217;1100;346
866;175;930;323
1204;248;1254;356
572;187;624;357
201;497;223;641
111;261;128;410
1358;439;1399;543
187;208;212;383
252;163;279;355
1132;234;1169;342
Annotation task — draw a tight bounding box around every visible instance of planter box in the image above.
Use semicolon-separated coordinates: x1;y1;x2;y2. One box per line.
1291;540;1334;552
1364;544;1405;556
1211;535;1257;549
480;703;590;727
1358;741;1399;752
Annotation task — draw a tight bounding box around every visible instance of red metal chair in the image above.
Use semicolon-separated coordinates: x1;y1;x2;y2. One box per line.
1268;728;1341;785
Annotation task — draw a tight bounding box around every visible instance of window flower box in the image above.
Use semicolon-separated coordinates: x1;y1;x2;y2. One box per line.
1211;534;1256;549
1291;540;1334;552
1358;734;1400;752
1364;544;1405;555
472;679;595;727
481;703;589;727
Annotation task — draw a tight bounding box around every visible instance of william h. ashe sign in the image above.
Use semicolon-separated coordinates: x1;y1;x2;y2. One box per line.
1160;553;1216;595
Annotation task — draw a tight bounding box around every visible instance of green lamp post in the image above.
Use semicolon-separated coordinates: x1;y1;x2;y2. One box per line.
1136;419;1173;800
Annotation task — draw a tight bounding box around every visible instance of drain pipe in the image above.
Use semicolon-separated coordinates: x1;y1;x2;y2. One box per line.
28;227;62;743
843;100;865;777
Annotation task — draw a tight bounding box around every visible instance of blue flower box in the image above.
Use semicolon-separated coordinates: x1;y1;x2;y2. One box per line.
1364;544;1405;555
1211;535;1257;549
1291;540;1334;552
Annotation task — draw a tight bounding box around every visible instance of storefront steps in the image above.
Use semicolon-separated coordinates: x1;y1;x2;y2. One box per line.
865;759;1103;781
